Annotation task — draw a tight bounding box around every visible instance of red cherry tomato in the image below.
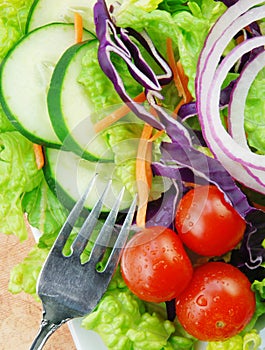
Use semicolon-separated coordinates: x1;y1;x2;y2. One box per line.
176;262;256;341
120;226;193;303
175;185;246;256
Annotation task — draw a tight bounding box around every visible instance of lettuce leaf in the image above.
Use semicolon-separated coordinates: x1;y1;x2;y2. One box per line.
22;179;69;244
8;244;48;297
117;0;163;12
82;268;195;350
206;330;261;350
172;0;227;96
0;0;33;60
8;179;71;295
0;132;43;240
78;41;142;116
244;67;265;154
158;0;191;14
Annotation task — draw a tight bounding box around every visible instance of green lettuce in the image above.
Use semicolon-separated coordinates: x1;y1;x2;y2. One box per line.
8;179;71;295
82;268;195;350
0;132;43;240
172;0;226;96
0;0;33;60
118;0;163;12
244;67;265;155
158;0;192;14
8;244;48;297
206;330;261;350
22;179;69;243
78;41;142;116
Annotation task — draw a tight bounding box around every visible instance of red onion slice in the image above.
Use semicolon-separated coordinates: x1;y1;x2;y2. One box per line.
196;0;265;194
229;50;265;148
210;36;265;170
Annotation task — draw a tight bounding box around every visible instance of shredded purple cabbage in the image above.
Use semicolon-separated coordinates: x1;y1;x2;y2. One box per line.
145;184;180;230
94;0;265;276
152;142;252;217
178;81;236;121
94;0;173;130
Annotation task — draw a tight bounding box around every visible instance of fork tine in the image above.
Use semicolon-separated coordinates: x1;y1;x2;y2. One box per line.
52;175;97;251
88;187;125;263
71;180;112;257
104;194;137;273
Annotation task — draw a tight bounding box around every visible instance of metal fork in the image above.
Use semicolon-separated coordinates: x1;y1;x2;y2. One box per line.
30;177;137;350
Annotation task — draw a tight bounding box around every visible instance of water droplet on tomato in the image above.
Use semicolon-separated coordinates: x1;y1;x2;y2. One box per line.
187;312;194;320
228;309;234;316
196;295;208;307
188;221;194;227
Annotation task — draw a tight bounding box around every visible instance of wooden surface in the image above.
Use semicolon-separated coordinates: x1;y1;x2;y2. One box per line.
0;232;76;350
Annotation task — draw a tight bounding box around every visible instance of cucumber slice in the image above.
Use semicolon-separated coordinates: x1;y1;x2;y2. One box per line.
43;148;133;213
48;40;113;162
0;23;93;148
26;0;97;32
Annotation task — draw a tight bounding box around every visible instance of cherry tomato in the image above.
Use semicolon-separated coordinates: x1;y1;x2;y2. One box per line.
120;226;193;303
175;185;246;256
176;262;256;341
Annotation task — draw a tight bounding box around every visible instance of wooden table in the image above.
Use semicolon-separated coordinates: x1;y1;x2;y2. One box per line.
0;232;76;350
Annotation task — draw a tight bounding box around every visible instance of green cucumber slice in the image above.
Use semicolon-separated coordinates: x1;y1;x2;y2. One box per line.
43;148;133;212
0;23;93;148
26;0;97;33
47;40;113;162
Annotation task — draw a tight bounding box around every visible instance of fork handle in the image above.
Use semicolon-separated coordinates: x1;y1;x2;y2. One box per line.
30;319;62;350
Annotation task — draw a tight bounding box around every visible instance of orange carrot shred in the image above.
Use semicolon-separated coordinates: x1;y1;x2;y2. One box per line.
176;60;193;103
166;38;193;112
94;91;146;133
135;123;153;228
148;129;165;143
33;144;44;170
74;12;83;43
173;98;186;115
166;38;184;97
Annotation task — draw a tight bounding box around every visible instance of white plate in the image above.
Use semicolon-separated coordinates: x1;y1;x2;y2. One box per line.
68;316;265;350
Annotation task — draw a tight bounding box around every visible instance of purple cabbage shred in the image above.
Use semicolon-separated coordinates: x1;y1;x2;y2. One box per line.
93;0;265;277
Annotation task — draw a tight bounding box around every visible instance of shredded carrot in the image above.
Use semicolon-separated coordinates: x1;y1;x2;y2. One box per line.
166;38;183;96
175;60;193;103
173;98;186;115
166;38;193;114
33;143;44;170
135;123;153;228
148;129;165;142
74;12;83;43
94;91;146;133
